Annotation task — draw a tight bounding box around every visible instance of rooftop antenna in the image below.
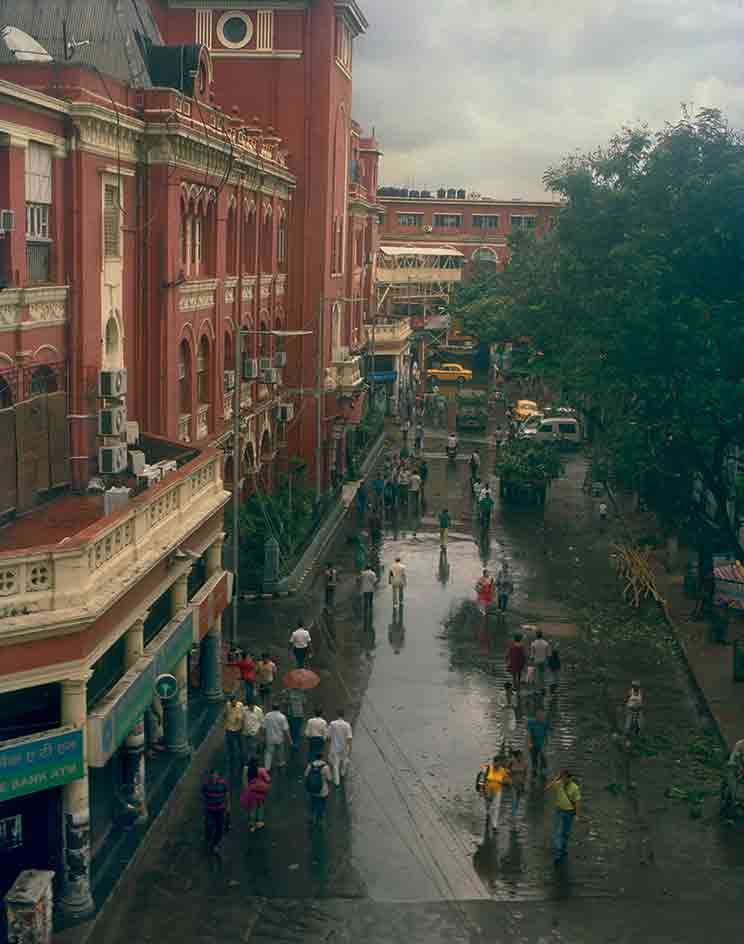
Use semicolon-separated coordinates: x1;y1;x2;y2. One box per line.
62;21;91;61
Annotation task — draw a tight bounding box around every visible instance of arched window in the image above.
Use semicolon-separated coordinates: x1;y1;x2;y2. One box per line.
224;331;234;373
244;441;256;474
179;340;192;415
197;336;210;405
29;365;57;396
104;314;121;368
0;376;13;409
277;210;287;272
331;302;342;356
259;320;269;357
261;204;273;274
226;203;237;275
243;204;256;273
471;247;498;266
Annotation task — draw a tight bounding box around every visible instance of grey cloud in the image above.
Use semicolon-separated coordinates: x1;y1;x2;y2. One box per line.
353;0;744;197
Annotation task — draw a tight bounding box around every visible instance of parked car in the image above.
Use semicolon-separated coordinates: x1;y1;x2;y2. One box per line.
428;363;473;383
520;416;583;448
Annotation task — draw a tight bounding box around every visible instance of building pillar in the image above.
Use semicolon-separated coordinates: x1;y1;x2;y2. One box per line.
163;656;190;755
170;570;190;617
201;536;224;702
124;615;148;824
58;676;95;921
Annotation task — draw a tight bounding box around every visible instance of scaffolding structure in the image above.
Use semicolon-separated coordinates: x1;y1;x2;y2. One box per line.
375;246;464;319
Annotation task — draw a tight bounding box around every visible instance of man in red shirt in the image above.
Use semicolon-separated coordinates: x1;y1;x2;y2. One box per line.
505;634;527;693
237;651;257;702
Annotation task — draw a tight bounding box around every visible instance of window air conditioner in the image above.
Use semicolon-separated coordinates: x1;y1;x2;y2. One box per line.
259;356;273;372
98;443;128;475
99;368;128;398
262;367;279;384
0;209;14;235
279;403;294;422
243;358;259;380
128;450;146;475
98;405;127;437
224;369;236;390
125;421;140;445
274;351;287;368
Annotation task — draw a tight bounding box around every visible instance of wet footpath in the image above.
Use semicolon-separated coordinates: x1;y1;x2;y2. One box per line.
88;432;744;944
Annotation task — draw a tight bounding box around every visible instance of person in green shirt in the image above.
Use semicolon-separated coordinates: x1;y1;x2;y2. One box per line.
438;508;451;548
547;769;581;863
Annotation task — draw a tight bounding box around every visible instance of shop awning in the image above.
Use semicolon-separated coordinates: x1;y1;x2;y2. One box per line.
379;245;464;258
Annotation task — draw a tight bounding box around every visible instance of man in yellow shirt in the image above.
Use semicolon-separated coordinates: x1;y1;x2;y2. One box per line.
223;694;245;776
476;755;511;835
547;768;581;863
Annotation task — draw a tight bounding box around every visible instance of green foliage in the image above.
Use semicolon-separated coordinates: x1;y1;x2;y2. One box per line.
493;439;565;484
463;108;744;556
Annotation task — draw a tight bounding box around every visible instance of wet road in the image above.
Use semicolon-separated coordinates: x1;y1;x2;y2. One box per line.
91;436;744;944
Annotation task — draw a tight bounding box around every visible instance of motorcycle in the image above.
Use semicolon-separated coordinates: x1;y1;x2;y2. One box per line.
446;438;458;462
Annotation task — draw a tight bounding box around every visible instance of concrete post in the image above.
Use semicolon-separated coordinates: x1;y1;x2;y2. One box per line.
170;570;190;617
123;614;148;822
163;655;190;755
58;676;94;921
202;537;225;701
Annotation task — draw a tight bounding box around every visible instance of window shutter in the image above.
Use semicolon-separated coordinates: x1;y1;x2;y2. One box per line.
25;142;52;204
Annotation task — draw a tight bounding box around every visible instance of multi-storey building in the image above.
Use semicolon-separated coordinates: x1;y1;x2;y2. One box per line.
378;187;560;268
0;0;304;920
153;0;381;485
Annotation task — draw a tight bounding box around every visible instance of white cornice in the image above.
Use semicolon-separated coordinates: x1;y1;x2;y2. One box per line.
0;79;69;115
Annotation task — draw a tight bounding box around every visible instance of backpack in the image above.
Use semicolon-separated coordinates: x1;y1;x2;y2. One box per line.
305;762;325;796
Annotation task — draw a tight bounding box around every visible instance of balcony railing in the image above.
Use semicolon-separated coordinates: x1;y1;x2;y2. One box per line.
0;451;227;622
365;320;412;345
329;353;363;392
26;243;51;284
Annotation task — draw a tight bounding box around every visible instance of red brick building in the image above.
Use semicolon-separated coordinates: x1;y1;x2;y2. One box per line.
0;0;380;923
378;188;560;269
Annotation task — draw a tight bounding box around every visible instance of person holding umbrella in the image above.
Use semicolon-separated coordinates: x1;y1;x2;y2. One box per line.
282;666;321;751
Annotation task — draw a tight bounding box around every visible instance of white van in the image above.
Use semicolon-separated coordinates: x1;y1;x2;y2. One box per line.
521;416;582;447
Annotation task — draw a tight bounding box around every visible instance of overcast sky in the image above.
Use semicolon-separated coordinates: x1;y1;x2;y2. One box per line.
352;0;744;199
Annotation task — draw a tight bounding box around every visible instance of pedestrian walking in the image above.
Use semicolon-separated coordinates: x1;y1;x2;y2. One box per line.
241;700;264;763
356;482;368;523
263;703;292;771
527;707;549;776
439;508;451;548
598;500;608;525
305;707;328;760
305;755;333;826
389;556;407;608
223;693;245;775
359;565;378;622
497;681;517;752
624;680;644;736
326;709;353;786
547;645;561;693
398;466;410;513
469;450;481;481
237;650;257;702
324;562;338;607
256;652;277;706
479;486;495;529
476;568;495;615
400;418;410;447
240;756;272;832
289;620;312;668
414;422;424;453
496;563;514;612
419;458;429;498
476;755;511;836
368;508;383;544
547;769;581;863
505;634;527;693
529;629;551;691
409;469;422;516
201;768;229;853
284;687;306;750
508;749;528;817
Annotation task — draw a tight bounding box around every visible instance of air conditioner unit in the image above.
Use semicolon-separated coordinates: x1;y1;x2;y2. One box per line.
128;449;146;475
98;443;128;475
104;486;131;516
279;403;294;422
242;358;259;380
262;367;279;384
153;459;177;477
98;405;127;437
424;225;433;233
274;351;287;368
0;209;14;235
99;368;128;398
125;420;140;445
259;356;273;372
224;369;236;390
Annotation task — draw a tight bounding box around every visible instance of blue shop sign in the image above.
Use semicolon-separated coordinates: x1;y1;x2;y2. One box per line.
370;370;397;382
0;727;84;801
88;610;194;767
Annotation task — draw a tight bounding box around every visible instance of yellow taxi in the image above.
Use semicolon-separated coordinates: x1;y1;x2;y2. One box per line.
427;363;473;383
514;399;540;421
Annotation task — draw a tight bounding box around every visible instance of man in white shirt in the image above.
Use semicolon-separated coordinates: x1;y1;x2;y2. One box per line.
359;566;378;622
305;707;328;761
389;557;407;608
530;629;551;692
326;709;353;786
241;700;264;762
263;703;292;771
409;470;422;516
289;620;312;667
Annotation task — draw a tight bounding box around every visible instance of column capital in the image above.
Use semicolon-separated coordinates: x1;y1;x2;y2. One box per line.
61;673;92;692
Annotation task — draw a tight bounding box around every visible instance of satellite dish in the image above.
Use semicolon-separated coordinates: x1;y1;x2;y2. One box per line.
1;26;53;62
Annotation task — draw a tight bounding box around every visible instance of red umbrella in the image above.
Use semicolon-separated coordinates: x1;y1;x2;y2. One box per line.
282;668;320;690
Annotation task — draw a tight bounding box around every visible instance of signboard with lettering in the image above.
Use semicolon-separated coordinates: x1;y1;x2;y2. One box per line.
88;610;195;767
0;727;83;801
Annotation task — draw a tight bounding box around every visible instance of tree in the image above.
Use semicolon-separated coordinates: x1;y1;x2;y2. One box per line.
465;109;744;560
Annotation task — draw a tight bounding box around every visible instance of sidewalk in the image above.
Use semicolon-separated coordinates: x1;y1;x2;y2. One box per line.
651;553;744;751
